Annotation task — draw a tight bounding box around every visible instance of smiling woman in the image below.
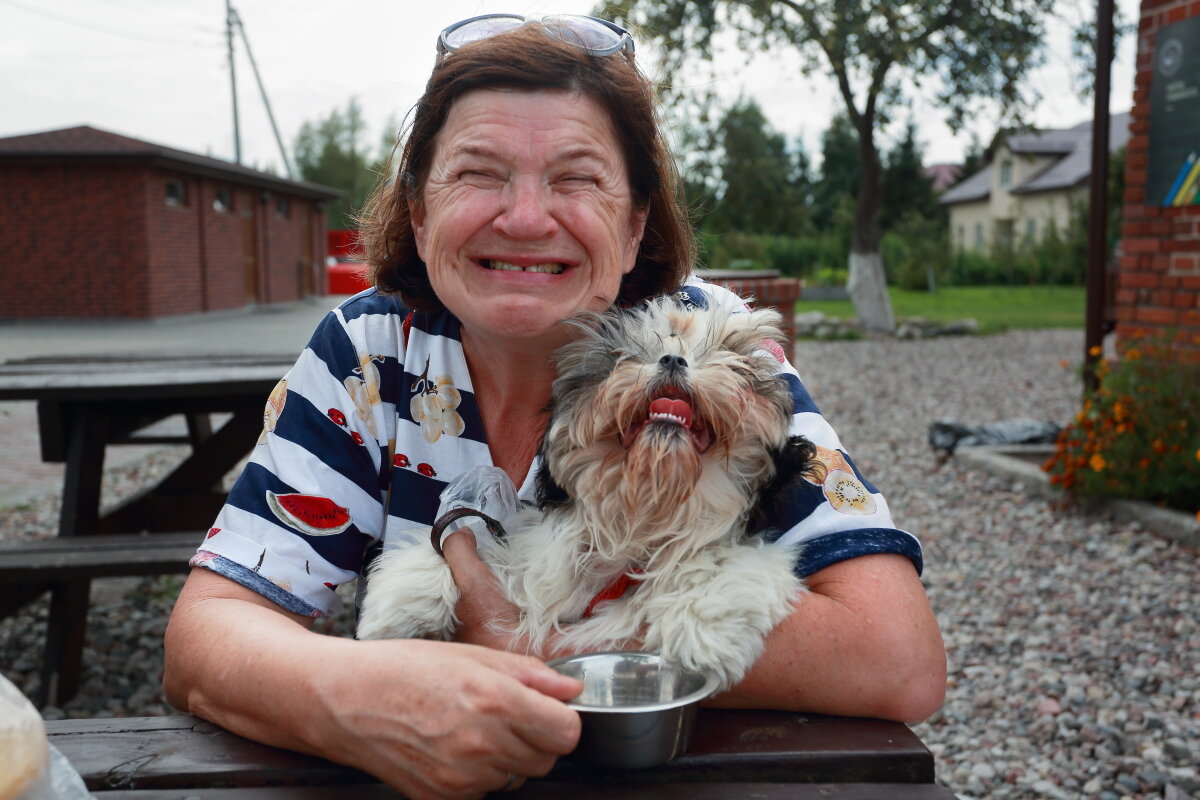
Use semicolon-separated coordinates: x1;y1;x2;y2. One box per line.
162;14;945;800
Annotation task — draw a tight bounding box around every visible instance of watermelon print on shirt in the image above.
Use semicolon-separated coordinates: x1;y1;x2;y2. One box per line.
191;280;922;618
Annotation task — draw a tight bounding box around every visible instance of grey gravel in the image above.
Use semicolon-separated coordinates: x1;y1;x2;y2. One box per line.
2;328;1197;800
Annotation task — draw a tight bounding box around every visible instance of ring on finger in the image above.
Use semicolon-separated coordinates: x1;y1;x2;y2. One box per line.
502;772;525;791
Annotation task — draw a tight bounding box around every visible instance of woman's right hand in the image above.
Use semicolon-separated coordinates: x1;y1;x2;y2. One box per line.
164;568;582;800
313;638;583;798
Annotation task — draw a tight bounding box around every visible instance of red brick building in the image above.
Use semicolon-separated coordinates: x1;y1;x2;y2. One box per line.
0;126;341;319
1118;0;1200;350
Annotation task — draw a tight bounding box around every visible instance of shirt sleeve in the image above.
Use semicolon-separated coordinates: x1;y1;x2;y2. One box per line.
191;293;403;616
685;277;923;578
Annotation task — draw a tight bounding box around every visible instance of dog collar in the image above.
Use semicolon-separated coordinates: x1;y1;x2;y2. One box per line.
583;567;645;618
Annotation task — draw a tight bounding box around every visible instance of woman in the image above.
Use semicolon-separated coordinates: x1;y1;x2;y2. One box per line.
164;14;945;799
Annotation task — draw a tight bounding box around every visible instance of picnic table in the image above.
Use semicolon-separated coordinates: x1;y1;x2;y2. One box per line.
47;711;957;798
0;353;293;707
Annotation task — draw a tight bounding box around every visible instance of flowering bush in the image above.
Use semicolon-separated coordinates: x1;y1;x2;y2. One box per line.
1044;334;1200;515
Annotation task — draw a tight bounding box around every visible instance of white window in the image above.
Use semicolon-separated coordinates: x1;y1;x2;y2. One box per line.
1000;161;1013;189
213;187;233;213
165;179;187;206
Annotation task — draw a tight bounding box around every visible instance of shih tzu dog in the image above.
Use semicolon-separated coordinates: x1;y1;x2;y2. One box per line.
357;297;817;690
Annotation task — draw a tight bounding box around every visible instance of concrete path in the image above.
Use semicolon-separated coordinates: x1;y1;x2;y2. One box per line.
0;296;352;507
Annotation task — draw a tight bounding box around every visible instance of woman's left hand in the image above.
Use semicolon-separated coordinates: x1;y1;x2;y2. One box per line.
442;531;527;652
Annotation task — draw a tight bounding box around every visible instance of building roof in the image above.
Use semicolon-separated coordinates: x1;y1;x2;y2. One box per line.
0;125;341;201
939;112;1131;206
923;162;963;193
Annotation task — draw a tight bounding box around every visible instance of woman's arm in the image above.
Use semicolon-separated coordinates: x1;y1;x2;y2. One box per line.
706;553;946;723
444;538;944;723
163;568;582;799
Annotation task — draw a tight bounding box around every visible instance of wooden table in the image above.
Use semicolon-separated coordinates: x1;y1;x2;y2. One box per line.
48;712;957;798
0;353;292;706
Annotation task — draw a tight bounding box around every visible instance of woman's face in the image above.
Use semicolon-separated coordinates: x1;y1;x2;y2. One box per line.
413;89;646;349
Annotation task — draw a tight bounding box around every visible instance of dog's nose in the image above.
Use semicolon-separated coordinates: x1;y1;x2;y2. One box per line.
658;354;688;370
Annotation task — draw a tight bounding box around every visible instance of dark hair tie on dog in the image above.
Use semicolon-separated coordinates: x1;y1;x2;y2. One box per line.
430;508;507;557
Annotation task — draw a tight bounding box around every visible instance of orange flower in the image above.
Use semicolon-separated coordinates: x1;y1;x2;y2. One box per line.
1089;453;1107;472
1153;439;1167;454
1125;348;1141;361
1088;345;1103;357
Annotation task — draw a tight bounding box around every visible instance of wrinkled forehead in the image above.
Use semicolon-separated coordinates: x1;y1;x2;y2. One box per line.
431;87;625;167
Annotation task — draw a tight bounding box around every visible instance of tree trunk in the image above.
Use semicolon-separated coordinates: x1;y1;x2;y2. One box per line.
845;116;895;333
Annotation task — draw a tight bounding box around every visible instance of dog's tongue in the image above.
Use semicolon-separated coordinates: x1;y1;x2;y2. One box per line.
649;397;692;428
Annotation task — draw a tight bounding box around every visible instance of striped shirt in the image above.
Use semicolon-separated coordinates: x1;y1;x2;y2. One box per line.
193;280;921;618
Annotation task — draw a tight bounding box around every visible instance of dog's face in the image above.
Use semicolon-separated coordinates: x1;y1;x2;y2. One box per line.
538;298;801;552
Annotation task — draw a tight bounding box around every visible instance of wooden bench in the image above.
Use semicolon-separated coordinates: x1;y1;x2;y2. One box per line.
0;353;291;706
0;531;201;707
0;531;200;586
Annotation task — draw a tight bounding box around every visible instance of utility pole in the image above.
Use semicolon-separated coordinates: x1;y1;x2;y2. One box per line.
233;9;294;178
226;0;241;164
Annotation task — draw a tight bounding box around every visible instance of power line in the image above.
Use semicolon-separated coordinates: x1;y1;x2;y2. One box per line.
0;0;219;48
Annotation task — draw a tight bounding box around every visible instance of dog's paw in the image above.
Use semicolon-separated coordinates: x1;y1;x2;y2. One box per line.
356;546;460;640
643;544;804;689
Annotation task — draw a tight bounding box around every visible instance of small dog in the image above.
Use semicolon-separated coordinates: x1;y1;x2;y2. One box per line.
357;297;817;689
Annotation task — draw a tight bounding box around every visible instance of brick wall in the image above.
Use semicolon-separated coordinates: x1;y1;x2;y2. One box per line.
1118;0;1200;350
0;164;149;318
1;161;328;319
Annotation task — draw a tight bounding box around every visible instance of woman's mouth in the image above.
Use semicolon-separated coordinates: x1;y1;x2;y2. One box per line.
480;259;565;275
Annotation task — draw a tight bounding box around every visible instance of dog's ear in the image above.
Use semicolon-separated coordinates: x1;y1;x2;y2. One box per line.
718;306;787;357
750;435;819;532
534;454;571;511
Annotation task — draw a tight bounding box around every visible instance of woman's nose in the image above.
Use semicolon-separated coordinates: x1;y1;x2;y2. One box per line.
493;179;557;240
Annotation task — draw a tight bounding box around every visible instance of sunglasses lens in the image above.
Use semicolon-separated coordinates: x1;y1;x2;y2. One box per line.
443;16;523;50
540;15;625;52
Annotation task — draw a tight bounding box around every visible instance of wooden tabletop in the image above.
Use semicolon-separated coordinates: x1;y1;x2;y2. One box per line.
0;353;293;400
47;712;955;798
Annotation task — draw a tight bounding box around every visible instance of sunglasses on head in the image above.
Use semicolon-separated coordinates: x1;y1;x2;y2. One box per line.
437;13;635;57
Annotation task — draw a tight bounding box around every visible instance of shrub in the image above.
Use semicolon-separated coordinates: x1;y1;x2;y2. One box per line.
1043;333;1200;514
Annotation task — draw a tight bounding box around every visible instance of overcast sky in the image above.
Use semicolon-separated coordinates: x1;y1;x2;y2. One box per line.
0;0;1139;177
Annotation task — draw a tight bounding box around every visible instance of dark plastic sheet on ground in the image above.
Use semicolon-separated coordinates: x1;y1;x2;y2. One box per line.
928;419;1062;455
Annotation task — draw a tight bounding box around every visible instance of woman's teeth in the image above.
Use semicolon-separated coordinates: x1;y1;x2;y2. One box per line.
483;259;564;274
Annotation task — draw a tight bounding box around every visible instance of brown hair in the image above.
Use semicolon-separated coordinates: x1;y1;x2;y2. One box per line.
359;23;694;312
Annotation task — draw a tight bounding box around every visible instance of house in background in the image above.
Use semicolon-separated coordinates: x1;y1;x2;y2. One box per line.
0;126;340;319
939;113;1131;253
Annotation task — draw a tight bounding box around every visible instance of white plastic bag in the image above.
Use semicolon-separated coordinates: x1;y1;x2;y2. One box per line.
432;465;519;553
0;676;92;800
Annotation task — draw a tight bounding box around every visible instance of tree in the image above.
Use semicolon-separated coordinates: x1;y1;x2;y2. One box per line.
707;98;811;235
812;113;860;231
881;122;939;231
293;98;381;230
598;0;1056;331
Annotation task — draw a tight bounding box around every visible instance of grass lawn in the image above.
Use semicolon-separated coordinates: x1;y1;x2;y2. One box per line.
796;285;1086;333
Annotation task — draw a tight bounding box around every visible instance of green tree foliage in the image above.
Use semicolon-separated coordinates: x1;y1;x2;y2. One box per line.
699;98;812;235
596;0;1057;328
882;122;941;231
293;98;383;230
811;113;859;231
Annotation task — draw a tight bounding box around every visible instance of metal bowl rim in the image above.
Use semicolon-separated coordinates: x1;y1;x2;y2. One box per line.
547;650;720;713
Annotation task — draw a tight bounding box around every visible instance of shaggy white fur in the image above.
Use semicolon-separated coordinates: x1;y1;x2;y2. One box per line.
357;298;814;690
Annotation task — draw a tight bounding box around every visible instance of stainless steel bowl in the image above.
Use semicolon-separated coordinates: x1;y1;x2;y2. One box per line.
547;651;719;769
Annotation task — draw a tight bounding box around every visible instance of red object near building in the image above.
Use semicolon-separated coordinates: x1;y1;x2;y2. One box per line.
0;126;341;319
326;229;372;295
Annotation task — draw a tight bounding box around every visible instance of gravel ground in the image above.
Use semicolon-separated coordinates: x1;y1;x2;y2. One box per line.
1;328;1197;800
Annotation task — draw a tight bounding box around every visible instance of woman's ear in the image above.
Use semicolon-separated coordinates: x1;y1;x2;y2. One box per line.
411;203;427;261
622;207;648;275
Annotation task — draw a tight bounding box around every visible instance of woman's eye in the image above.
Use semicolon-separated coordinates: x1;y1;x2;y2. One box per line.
461;171;503;188
557;174;596;188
